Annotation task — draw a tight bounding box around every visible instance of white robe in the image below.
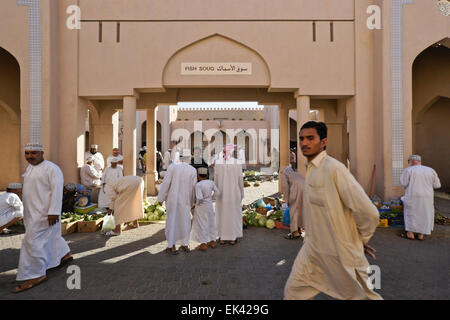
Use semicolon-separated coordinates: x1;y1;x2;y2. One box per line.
171;149;180;164
106;176;144;225
106;154;124;168
17;160;70;281
280;166;305;233
400;165;441;235
80;164;102;189
157;162;197;247
0;192;23;227
98;166;124;208
214;160;244;241
162;151;171;171
85;151;105;172
190;180;220;244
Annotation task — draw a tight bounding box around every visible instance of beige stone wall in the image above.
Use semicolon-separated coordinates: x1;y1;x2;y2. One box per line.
177;109;264;121
1;0;448;197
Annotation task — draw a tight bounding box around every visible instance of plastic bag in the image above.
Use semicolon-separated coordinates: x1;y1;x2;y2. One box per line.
101;214;116;233
282;208;290;226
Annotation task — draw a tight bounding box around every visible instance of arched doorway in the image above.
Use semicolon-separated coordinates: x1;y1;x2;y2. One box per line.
0;47;21;190
412;40;450;189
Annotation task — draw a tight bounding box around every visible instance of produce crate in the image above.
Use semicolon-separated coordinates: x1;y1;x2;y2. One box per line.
77;217;104;233
275;221;289;230
74;204;98;214
61;218;81;236
377;219;388;228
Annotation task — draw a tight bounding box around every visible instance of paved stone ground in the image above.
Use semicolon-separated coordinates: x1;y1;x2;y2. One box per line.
1;223;449;300
1;183;449;300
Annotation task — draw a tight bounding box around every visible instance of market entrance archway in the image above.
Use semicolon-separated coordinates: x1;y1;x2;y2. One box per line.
412;40;450;189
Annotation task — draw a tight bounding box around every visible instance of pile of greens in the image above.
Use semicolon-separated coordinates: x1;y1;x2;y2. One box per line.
141;200;166;221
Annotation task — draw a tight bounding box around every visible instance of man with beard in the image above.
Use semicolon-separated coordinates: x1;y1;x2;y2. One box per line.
13;143;72;293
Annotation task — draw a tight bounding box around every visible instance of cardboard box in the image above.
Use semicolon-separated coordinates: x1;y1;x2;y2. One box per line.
77;217;104;233
61;218;82;236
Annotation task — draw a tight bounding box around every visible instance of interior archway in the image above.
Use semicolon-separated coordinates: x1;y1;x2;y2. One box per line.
412;41;450;189
0;47;21;190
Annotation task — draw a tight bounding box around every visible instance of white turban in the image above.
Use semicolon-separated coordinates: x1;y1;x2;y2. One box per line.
197;167;208;175
24;143;43;151
7;183;22;189
86;156;95;162
110;156;120;163
90;144;98;149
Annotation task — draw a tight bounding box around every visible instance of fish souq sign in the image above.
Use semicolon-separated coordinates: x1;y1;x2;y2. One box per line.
181;63;252;75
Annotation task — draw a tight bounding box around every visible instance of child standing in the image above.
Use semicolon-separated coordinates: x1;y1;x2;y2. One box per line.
190;167;220;251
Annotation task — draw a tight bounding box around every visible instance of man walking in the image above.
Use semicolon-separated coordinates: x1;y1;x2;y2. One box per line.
13;143;72;293
284;122;381;300
400;155;441;240
280;166;305;240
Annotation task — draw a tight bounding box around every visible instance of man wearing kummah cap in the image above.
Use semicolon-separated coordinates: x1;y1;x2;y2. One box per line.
0;183;24;235
85;144;105;173
106;148;124;168
98;156;124;209
400;154;441;240
13;143;72;293
158;148;197;254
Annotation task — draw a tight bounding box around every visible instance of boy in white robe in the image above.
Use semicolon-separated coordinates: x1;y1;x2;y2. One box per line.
190;168;220;251
158;152;197;254
106;148;124;168
13;143;72;293
0;183;24;235
98;157;124;209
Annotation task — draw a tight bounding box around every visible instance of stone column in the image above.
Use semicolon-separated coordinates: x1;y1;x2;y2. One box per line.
296;95;310;175
162;105;170;154
279;105;290;192
146;107;157;196
112;111;119;148
123;96;137;176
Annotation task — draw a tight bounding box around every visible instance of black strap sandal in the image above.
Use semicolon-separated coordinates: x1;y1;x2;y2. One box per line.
284;233;301;240
165;247;179;255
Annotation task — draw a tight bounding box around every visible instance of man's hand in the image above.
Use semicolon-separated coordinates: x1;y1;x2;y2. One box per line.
364;244;376;260
48;215;59;226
